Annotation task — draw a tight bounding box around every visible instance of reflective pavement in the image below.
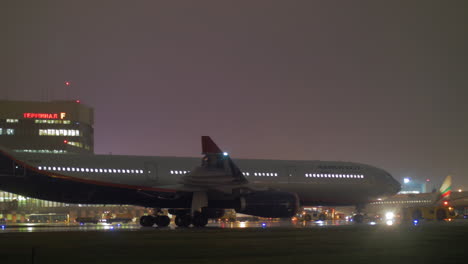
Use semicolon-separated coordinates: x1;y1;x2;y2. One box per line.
1;218;466;233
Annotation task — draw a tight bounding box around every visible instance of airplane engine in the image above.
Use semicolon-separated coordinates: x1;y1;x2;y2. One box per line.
237;191;300;218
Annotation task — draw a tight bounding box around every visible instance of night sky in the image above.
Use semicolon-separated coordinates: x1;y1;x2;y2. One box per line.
2;1;468;189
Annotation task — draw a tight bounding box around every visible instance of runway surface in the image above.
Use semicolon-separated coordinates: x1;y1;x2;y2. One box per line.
1;219;468;264
1;219;467;233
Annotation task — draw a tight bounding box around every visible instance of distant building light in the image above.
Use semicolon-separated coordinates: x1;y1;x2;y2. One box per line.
459;189;462;192
223;152;228;156
403;178;410;184
398;191;420;194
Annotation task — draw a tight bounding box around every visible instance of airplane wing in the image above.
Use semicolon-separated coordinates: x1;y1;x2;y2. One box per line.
177;136;249;193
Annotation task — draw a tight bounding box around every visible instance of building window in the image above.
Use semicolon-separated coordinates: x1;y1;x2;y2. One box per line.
6;119;19;123
39;129;80;136
34;119;71;124
6;128;15;135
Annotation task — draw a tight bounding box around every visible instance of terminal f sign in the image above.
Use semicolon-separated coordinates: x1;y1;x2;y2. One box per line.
23;112;67;119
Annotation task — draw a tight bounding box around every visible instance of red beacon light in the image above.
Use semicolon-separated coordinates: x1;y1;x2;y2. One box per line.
64;140;68;144
75;100;80;104
443;201;449;206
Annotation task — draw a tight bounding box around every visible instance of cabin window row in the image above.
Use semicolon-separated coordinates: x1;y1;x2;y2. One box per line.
305;173;364;179
252;172;278;177
38;166;144;174
170;170;190;175
372;200;431;205
15;149;67;154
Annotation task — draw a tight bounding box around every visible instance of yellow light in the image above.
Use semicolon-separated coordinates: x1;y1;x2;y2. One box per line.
459;189;462;192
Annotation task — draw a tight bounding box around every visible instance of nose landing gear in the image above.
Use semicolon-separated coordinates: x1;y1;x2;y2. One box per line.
352;203;366;223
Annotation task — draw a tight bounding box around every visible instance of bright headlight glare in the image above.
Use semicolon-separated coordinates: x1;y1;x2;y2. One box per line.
385;212;395;220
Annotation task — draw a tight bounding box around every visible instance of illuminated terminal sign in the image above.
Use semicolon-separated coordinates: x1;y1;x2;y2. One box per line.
23;112;67;119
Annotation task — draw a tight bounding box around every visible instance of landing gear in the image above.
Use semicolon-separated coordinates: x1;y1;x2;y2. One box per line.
353;203;366;223
140;215;155;227
175;214;192;227
192;212;208;227
155;215;171;227
173;211;209;228
140;213;171;227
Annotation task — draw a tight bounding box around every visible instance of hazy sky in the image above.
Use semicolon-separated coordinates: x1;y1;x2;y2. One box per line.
2;1;468;189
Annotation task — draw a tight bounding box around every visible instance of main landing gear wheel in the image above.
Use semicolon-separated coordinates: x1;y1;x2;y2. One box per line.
140;215;155;227
175;215;192;227
192;213;208;227
155;215;171;227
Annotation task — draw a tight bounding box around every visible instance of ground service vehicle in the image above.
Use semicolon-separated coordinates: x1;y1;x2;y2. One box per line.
75;217;100;224
295;209;327;221
102;212;133;223
402;206;456;221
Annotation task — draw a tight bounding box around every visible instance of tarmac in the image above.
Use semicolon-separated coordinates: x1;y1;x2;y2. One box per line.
1;219;467;264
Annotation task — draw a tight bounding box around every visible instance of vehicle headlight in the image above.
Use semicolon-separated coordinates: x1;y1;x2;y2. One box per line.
385;212;395;220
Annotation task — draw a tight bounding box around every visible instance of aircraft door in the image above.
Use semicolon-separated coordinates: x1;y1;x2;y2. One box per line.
144;162;158;184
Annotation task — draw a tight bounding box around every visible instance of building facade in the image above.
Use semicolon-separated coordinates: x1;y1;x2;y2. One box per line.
0;100;147;223
0;100;94;154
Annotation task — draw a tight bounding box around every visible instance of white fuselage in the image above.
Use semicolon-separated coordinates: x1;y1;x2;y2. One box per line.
8;151;400;206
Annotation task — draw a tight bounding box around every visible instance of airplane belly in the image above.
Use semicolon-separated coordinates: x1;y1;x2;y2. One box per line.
263;182;375;206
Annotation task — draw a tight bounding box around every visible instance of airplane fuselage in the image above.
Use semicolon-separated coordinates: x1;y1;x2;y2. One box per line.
0;148;400;210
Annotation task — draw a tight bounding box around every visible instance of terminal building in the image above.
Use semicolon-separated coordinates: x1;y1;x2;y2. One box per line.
0;100;94;154
0;100;146;223
399;177;427;194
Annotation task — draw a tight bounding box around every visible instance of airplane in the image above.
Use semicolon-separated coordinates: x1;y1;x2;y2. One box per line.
339;175;462;222
0;136;400;227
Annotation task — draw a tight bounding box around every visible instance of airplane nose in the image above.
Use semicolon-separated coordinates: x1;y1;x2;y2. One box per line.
380;171;401;195
391;179;401;194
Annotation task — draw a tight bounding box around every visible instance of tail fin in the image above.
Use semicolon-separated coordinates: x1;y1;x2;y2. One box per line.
202;136;222;154
194;136;248;185
433;175;452;205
